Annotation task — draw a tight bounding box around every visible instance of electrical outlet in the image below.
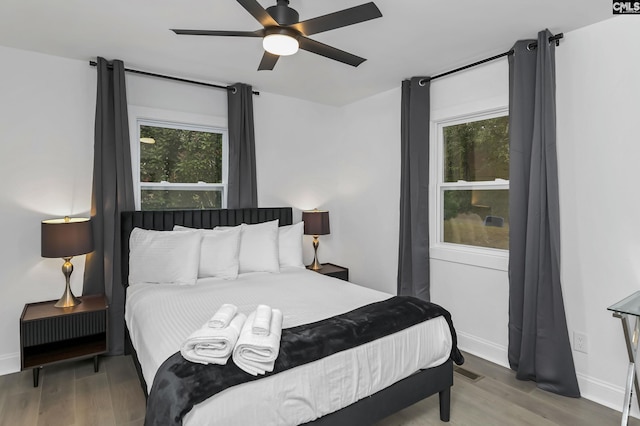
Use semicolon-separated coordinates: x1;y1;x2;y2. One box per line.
573;331;588;354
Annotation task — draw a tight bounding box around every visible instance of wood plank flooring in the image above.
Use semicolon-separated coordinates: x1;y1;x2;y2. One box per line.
0;352;636;425
0;356;145;426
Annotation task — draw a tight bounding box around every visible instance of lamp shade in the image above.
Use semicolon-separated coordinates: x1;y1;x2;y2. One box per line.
41;217;94;258
302;210;330;236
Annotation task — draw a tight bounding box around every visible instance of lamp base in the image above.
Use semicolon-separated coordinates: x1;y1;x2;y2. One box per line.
55;288;81;308
309;258;323;271
54;257;82;308
309;236;323;270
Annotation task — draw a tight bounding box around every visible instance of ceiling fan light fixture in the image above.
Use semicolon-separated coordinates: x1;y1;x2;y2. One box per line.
263;33;299;56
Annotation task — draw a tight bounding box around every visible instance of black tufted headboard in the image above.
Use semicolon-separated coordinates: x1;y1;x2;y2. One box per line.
120;207;293;289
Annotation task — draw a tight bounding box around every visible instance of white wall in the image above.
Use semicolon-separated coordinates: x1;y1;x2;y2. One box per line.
331;88;402;293
253;91;341;264
255;88;403;293
254;87;403;293
0;46;95;373
556;16;640;412
126;72;227;117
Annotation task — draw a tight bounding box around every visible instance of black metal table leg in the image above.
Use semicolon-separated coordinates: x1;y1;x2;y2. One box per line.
94;355;100;373
32;367;40;387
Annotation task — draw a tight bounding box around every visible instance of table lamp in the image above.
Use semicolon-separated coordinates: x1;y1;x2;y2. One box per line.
302;210;330;271
41;217;94;308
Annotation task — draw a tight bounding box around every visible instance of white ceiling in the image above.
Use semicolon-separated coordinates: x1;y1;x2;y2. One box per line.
0;0;612;105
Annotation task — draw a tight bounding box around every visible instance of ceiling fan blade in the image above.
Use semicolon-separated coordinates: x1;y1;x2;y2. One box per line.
258;52;280;71
171;29;264;37
292;2;382;36
237;0;278;27
298;37;366;67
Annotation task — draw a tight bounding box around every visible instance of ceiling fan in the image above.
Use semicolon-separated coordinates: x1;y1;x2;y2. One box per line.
171;0;382;71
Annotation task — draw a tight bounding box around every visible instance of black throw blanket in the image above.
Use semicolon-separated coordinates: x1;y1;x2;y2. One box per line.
145;296;464;426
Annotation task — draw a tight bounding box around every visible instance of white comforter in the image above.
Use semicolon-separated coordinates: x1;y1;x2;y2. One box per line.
125;267;452;425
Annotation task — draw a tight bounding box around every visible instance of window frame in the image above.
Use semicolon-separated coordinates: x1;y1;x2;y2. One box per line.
128;106;229;210
430;107;510;271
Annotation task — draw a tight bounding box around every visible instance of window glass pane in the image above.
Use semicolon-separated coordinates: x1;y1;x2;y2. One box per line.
443;189;509;250
140;125;223;184
443;116;509;182
141;189;222;210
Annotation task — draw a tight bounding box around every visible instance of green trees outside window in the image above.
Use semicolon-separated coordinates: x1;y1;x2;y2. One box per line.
139;124;225;210
441;116;509;250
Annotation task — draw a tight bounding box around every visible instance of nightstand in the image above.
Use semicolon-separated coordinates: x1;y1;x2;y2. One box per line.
20;294;109;387
307;263;349;281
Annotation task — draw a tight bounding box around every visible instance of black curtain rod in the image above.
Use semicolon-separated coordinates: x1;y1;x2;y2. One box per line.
420;33;563;84
88;60;260;95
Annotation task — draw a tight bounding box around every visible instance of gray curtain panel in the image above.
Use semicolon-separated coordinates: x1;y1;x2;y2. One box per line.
397;77;431;301
227;83;258;209
508;30;580;397
83;57;135;355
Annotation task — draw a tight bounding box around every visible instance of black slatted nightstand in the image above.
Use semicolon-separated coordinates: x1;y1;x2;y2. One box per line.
20;294;109;387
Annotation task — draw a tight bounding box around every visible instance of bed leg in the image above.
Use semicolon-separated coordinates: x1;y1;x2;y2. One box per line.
439;387;451;422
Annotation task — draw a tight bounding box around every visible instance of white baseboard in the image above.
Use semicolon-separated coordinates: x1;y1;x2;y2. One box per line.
456;331;639;419
577;372;640;419
457;331;509;368
0;352;20;376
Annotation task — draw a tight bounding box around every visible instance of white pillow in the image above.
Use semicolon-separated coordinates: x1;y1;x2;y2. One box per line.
278;222;304;268
220;220;280;273
173;225;241;280
129;228;201;286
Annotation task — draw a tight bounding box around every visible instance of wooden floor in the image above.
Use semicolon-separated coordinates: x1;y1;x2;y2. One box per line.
0;352;636;425
0;355;145;426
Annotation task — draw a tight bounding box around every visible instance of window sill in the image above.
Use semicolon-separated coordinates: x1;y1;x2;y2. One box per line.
430;244;508;271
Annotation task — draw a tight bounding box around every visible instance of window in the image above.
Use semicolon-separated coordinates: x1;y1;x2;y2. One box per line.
436;112;509;250
136;119;228;210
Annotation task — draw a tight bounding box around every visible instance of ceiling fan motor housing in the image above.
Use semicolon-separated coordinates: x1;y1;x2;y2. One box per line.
266;0;299;26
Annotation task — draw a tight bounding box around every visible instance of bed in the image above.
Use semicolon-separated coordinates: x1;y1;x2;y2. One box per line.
120;207;461;425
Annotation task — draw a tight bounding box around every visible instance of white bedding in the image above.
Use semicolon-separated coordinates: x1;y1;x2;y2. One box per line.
125;267;452;425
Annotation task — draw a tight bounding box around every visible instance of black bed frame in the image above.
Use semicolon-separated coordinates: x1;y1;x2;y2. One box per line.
120;207;453;424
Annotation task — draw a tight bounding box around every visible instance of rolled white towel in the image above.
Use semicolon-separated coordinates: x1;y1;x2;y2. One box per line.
181;312;247;365
233;308;283;375
208;303;238;329
252;304;272;336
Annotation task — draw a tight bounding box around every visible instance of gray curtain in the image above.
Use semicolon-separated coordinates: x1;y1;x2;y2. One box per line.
227;83;258;209
83;57;135;355
508;30;580;397
397;77;431;301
